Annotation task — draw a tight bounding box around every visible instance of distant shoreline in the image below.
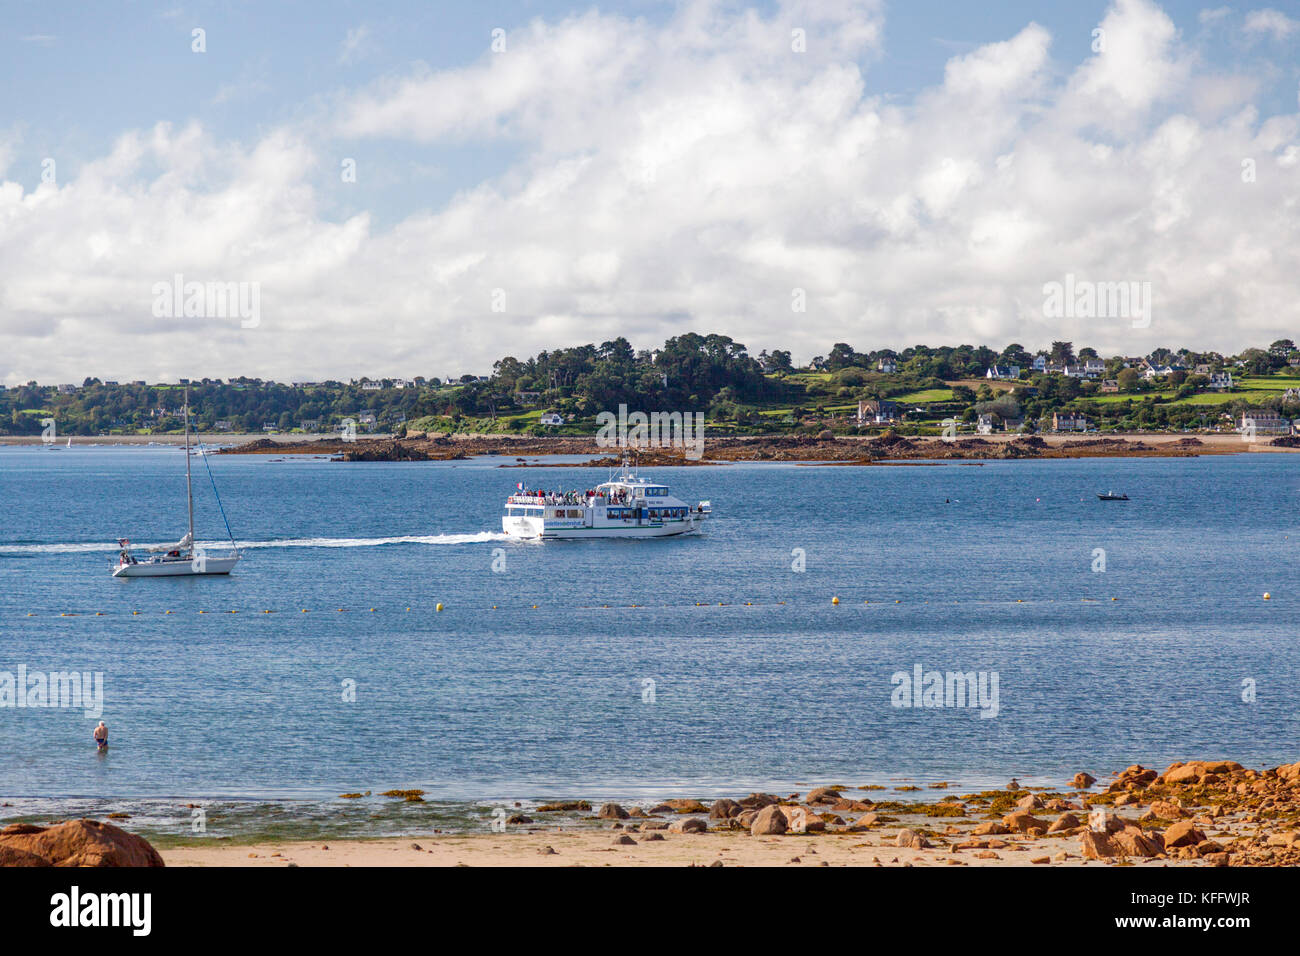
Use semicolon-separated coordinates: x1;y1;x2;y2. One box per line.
0;433;387;446
3;431;1295;461
224;431;1295;462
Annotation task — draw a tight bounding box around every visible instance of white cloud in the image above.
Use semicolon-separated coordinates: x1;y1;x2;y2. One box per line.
1;0;1298;384
339;25;373;65
1243;8;1300;41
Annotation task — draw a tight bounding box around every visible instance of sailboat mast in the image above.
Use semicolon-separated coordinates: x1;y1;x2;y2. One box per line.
184;385;194;550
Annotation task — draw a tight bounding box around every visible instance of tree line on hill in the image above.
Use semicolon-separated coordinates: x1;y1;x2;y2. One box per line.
1;335;1296;436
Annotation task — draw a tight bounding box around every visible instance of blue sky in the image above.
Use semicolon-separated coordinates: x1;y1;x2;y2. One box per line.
2;0;1299;381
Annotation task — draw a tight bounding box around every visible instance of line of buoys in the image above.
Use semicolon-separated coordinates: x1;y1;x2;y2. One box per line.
24;594;1168;617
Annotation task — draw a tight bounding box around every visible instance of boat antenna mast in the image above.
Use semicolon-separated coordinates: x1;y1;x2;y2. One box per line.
184;384;194;553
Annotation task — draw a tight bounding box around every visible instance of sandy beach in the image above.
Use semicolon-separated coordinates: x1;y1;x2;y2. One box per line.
160;828;1175;867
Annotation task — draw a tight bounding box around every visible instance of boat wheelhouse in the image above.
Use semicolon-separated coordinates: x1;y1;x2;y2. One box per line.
502;461;710;540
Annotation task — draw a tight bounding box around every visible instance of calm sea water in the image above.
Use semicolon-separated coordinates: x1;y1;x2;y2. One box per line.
0;446;1296;840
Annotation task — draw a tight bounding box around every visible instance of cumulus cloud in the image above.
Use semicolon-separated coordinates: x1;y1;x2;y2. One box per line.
1;0;1298;384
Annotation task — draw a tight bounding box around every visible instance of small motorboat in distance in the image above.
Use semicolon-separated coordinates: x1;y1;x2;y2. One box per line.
1097;491;1129;501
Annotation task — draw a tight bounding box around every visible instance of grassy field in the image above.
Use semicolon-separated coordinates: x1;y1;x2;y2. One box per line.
895;388;954;403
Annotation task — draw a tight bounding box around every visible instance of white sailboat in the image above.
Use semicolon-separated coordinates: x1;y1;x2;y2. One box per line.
113;387;240;577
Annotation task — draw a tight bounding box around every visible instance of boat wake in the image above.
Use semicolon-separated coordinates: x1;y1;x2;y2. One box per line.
239;533;511;549
0;532;510;555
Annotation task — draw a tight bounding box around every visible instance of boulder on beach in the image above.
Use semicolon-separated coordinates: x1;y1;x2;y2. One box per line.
0;820;164;867
1159;761;1243;786
1147;800;1187;820
831;798;873;812
0;845;49;867
708;799;742;820
1001;810;1046;833
973;821;1009;836
597;803;630;820
668;818;708;834
750;805;788;836
1111;826;1163;858
1162;820;1206;848
1079;830;1120;860
1047;813;1081;834
1071;772;1097;789
895;828;929;849
804;787;841;805
778;807;826;832
663;799;708;814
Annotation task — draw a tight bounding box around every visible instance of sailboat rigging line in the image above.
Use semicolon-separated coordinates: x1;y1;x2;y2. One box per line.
198;444;239;555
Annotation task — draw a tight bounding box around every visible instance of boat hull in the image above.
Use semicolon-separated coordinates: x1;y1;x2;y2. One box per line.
501;516;705;540
113;555;240;577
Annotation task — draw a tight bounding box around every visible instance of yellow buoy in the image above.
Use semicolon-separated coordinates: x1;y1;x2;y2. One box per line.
831;596;840;605
1263;592;1271;600
436;603;444;611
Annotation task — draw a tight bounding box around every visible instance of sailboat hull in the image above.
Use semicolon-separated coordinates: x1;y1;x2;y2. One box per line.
113;555;240;577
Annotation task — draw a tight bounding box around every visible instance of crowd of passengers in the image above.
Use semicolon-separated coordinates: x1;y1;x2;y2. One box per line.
516;488;633;505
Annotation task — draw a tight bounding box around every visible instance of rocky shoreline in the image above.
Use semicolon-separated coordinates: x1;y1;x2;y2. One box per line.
219;432;1295;464
477;758;1300;866
18;757;1300;867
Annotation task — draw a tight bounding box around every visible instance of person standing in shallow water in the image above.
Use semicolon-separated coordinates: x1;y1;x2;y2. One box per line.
93;721;108;750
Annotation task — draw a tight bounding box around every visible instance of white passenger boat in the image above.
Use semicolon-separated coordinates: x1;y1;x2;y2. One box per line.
502;458;711;540
113;387;241;577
